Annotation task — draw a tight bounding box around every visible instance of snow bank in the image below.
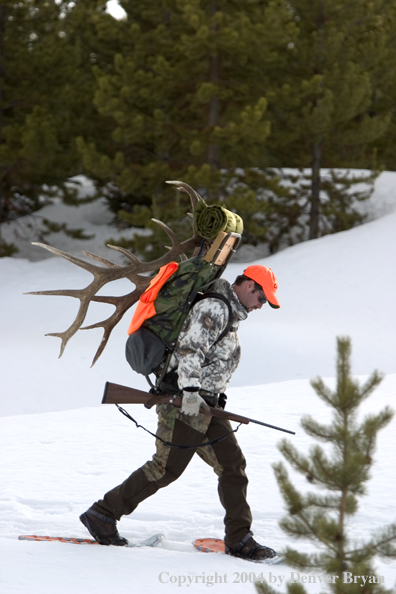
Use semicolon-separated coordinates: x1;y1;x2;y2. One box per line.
0;179;395;592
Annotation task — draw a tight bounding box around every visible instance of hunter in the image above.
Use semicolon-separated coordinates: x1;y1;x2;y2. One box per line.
80;265;281;562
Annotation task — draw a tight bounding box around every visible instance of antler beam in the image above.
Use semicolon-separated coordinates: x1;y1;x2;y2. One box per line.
25;181;204;366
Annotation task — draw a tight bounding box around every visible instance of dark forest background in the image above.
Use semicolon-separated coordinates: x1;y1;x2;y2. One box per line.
1;0;395;258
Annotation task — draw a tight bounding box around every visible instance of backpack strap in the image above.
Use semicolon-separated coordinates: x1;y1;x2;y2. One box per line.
153;292;234;393
194;292;235;344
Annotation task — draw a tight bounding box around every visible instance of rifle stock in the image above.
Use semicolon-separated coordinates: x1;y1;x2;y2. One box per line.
102;382;295;435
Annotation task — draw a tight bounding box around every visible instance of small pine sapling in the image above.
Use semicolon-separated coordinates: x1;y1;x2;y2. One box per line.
256;337;396;594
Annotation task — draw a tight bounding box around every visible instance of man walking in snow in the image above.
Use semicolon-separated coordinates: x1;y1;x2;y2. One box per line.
80;265;281;561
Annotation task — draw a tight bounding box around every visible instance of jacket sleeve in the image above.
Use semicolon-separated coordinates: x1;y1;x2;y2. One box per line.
173;298;229;391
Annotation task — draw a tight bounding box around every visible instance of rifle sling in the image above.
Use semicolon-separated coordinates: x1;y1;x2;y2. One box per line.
115;404;241;450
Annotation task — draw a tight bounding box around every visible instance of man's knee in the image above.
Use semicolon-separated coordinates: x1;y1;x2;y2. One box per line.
213;437;247;475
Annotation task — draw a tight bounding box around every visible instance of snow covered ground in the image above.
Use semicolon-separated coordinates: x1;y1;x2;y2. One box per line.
0;176;395;593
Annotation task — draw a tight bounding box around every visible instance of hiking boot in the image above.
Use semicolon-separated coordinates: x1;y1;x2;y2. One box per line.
79;508;128;546
225;532;278;562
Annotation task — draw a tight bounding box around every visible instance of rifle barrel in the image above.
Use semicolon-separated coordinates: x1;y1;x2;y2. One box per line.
246;417;295;435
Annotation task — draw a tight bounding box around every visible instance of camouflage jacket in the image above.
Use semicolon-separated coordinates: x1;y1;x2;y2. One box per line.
169;278;248;393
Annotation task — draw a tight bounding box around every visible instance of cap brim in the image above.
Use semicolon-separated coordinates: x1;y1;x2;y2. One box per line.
266;291;280;309
268;301;280;309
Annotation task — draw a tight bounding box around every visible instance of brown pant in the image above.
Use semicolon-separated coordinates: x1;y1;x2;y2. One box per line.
92;405;253;546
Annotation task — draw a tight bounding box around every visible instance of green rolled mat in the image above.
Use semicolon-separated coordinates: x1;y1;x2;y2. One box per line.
193;201;244;240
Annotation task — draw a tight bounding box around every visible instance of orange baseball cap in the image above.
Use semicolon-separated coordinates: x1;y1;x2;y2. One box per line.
243;265;280;308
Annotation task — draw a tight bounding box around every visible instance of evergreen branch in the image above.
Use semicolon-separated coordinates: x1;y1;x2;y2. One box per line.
254;581;278;594
255;580;308;594
277;440;314;478
273;461;305;515
300;415;336;441
310;376;335;407
360;408;394;451
309;445;345;489
344;408;394;491
286;585;308;594
358;370;384;402
281;547;328;570
278;514;339;554
274;463;340;554
335;337;352;402
280;505;344;555
352;523;396;560
304;492;353;512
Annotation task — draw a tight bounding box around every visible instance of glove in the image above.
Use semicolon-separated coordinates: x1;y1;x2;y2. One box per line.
218;393;227;410
181;388;210;417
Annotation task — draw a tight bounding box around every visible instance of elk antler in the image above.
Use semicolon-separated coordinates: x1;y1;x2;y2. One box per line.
25;181;204;366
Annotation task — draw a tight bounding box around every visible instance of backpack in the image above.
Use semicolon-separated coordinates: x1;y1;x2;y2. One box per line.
125;231;241;391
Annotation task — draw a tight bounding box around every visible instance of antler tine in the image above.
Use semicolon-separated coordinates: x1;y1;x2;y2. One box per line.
105;244;142;265
44;291;95;359
31;242;107;275
166;180;204;209
152;218;202;262
152;218;182;247
81;252;120;268
79;288;145;367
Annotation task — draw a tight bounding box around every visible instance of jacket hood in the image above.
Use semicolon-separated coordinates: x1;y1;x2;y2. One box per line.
211;278;248;322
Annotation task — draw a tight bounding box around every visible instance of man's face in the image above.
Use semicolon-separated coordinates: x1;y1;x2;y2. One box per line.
238;281;267;312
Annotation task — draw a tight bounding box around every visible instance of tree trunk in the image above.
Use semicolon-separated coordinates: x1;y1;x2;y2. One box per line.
308;2;325;241
0;4;5;233
207;2;219;175
309;142;322;239
207;55;220;170
0;4;4;146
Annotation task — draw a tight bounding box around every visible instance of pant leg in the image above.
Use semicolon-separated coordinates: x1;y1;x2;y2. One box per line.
92;405;209;520
196;416;253;546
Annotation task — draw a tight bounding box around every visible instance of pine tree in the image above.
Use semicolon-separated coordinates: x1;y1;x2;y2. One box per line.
365;4;396;172
1;1;56;252
256;337;396;594
264;0;396;239
0;0;114;255
77;0;299;259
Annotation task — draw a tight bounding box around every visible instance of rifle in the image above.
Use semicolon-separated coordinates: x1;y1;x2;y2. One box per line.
102;382;295;435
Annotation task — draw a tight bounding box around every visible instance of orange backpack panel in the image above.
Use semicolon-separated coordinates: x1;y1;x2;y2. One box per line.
127;262;179;335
